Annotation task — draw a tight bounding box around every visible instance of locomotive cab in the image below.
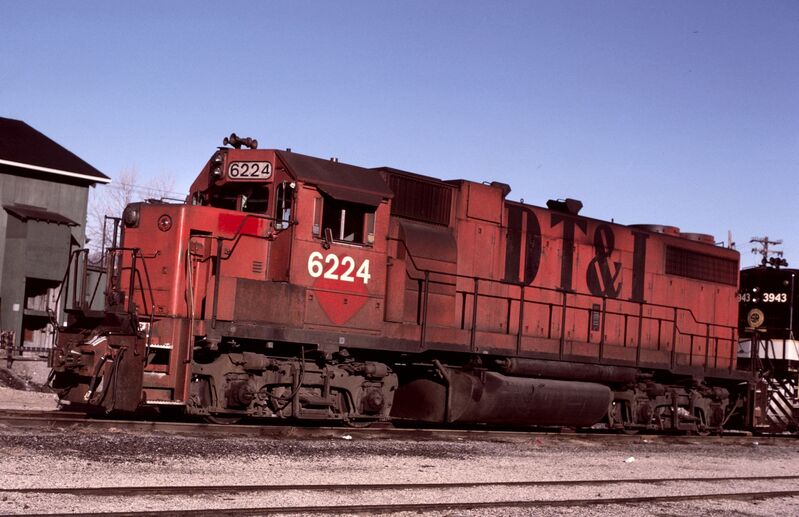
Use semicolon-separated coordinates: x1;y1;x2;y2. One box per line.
50;137;399;424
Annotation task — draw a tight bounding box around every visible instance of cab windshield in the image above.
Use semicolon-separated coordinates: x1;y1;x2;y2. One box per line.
208;184;269;213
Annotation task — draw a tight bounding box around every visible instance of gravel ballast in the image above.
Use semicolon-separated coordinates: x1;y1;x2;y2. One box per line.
1;387;798;515
2;424;799;515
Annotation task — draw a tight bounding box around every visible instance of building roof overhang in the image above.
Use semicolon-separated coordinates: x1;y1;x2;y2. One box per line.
4;203;78;226
0;117;110;185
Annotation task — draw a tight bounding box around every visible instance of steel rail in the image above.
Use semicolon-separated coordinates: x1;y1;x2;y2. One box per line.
1;409;791;444
0;409;87;420
5;475;799;497
14;489;799;517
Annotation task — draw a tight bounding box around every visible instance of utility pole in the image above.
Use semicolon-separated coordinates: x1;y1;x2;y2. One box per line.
750;236;788;268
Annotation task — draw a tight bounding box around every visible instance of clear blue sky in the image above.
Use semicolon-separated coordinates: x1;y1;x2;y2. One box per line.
2;1;797;267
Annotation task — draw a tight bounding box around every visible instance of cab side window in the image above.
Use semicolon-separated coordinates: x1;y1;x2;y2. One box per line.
313;197;375;245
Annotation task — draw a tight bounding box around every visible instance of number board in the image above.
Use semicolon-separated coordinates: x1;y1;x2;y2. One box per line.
307;252;371;284
227;161;273;180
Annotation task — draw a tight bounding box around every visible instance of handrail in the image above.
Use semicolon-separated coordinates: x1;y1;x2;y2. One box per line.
195;210;292;328
106;247;158;319
53;249;83;315
387;236;737;370
204;211;288;252
101;216;122;265
387;236;733;333
54;249;107;315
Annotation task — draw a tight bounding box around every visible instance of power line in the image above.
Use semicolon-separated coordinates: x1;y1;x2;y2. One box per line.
95;182;186;199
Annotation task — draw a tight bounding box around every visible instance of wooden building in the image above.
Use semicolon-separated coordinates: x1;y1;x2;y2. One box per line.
0;117;109;369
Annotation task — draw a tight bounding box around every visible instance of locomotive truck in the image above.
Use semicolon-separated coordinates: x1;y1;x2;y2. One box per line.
49;134;764;432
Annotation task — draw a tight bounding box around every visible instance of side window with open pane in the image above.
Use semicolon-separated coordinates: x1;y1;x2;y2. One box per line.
275;182;294;229
312;196;375;245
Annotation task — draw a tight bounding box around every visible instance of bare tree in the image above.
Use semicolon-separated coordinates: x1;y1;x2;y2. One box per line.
85;167;178;263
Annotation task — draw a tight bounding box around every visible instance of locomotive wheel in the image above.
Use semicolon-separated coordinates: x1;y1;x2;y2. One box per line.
609;400;639;434
203;414;242;425
688;420;713;436
691;409;712;436
344;417;377;428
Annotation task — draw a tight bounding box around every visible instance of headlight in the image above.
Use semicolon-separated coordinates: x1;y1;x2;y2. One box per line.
122;204;141;227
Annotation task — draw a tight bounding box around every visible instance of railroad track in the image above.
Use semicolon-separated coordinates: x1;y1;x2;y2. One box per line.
6;476;799;516
0;408;87;420
0;408;772;445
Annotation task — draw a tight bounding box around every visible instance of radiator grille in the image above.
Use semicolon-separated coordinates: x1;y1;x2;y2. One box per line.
665;246;737;285
387;174;452;226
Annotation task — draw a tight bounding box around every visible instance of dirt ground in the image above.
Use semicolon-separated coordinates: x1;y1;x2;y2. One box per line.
0;367;58;411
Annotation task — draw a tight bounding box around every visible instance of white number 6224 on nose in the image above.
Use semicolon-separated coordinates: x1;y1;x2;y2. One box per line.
307;252;371;284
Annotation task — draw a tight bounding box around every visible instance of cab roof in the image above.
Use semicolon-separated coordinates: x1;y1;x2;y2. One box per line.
276;150;394;207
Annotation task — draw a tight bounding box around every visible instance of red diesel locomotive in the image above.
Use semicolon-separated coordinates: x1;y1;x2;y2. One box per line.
50;134;763;432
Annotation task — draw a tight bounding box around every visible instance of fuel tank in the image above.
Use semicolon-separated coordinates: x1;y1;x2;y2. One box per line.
392;367;611;427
